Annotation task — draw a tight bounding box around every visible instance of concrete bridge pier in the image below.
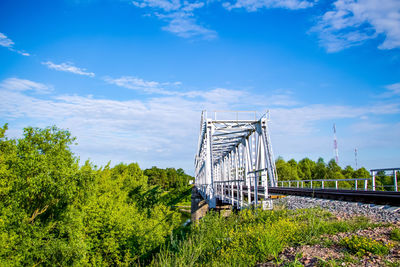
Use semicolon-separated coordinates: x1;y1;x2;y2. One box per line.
191;187;209;222
191;187;233;222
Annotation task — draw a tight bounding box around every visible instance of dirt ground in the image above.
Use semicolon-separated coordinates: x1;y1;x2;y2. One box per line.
259;221;400;267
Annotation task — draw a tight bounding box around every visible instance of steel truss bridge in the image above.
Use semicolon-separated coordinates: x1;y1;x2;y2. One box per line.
194;111;400;210
194;111;278;209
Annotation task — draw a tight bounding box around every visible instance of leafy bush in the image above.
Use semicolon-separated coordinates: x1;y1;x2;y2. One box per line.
390;228;400;241
340;235;392;256
0;125;188;266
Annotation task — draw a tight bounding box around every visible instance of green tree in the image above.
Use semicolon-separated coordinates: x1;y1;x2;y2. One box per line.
298;158;315;180
326;159;345;180
342;165;355;179
313;157;327;180
0;125;89;265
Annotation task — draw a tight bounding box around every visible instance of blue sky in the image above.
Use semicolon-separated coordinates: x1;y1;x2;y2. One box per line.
0;0;399;174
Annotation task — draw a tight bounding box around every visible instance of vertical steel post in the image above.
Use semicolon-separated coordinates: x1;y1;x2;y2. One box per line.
234;147;238;206
206;120;216;208
355;180;358;190
335;180;338;189
394;170;398;192
372;171;376;191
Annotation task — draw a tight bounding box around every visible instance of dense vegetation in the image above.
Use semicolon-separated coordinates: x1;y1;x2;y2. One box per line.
152;208;380;266
1;124;398;266
276;157;399;190
0;124;192;266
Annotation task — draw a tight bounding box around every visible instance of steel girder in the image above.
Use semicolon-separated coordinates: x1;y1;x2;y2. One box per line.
194;111;278;209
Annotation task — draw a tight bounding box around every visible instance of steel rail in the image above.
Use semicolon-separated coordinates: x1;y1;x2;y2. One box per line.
217;185;400;206
268;187;400;205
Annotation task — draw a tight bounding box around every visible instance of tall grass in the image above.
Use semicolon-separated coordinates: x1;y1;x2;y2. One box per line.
151;208;378;266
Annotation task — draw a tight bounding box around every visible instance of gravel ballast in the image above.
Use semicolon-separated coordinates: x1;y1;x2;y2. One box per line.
273;195;400;223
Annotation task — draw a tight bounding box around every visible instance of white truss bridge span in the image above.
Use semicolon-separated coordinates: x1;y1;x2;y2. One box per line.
194;111;278;209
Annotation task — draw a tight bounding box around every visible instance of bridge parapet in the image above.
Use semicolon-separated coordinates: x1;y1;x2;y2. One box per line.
194;111;278;209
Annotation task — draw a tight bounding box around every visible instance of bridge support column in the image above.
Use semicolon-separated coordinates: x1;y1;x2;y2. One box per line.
191;187;209;222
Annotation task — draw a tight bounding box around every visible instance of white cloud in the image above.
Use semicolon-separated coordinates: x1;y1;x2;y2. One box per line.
132;0;181;11
105;76;159;91
1;77;399;172
0;77;52;94
161;14;217;39
223;0;315;11
104;76;183;95
104;76;297;107
312;0;400;52
374;82;400;98
0;32;30;56
0;32;14;47
132;0;216;39
17;51;30;56
42;61;95;77
270;103;400;136
386;82;400;95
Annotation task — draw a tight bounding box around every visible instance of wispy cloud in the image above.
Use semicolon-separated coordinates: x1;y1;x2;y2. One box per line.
386;82;400;96
132;0;216;39
311;0;400;52
103;75;298;107
42;61;95;77
0;32;30;56
2;77;399;172
0;77;52;94
373;82;400;98
223;0;315;12
161;14;217;39
0;32;14;47
104;76;184;95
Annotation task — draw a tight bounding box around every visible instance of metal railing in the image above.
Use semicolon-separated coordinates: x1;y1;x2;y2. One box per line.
278;173;400;192
278;178;370;190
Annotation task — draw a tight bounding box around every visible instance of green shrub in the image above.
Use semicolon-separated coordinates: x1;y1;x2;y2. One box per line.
390;228;400;241
340;235;392;256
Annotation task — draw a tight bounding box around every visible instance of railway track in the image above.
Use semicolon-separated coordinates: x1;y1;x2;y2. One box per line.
218;185;400;206
268;187;400;206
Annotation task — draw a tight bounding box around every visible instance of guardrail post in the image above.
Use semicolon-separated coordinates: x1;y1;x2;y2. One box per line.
394;170;398;192
372;171;376;191
231;181;234;205
311;180;313;188
322;181;324;189
355;180;358;190
335;181;338;189
254;172;258;206
301;181;304;188
364;180;368;190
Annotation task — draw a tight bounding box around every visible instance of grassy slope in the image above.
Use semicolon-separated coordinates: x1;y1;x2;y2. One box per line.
150;208;394;267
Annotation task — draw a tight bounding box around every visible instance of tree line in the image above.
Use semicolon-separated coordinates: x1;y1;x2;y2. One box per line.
276;157;399;190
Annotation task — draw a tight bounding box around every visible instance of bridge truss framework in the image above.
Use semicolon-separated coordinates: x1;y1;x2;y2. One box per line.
194;111;278;209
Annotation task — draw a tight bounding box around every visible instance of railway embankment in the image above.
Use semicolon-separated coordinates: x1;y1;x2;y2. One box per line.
274;195;400;223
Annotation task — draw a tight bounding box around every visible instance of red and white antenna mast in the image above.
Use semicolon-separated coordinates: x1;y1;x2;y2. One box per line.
333;123;339;164
355;148;358;170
